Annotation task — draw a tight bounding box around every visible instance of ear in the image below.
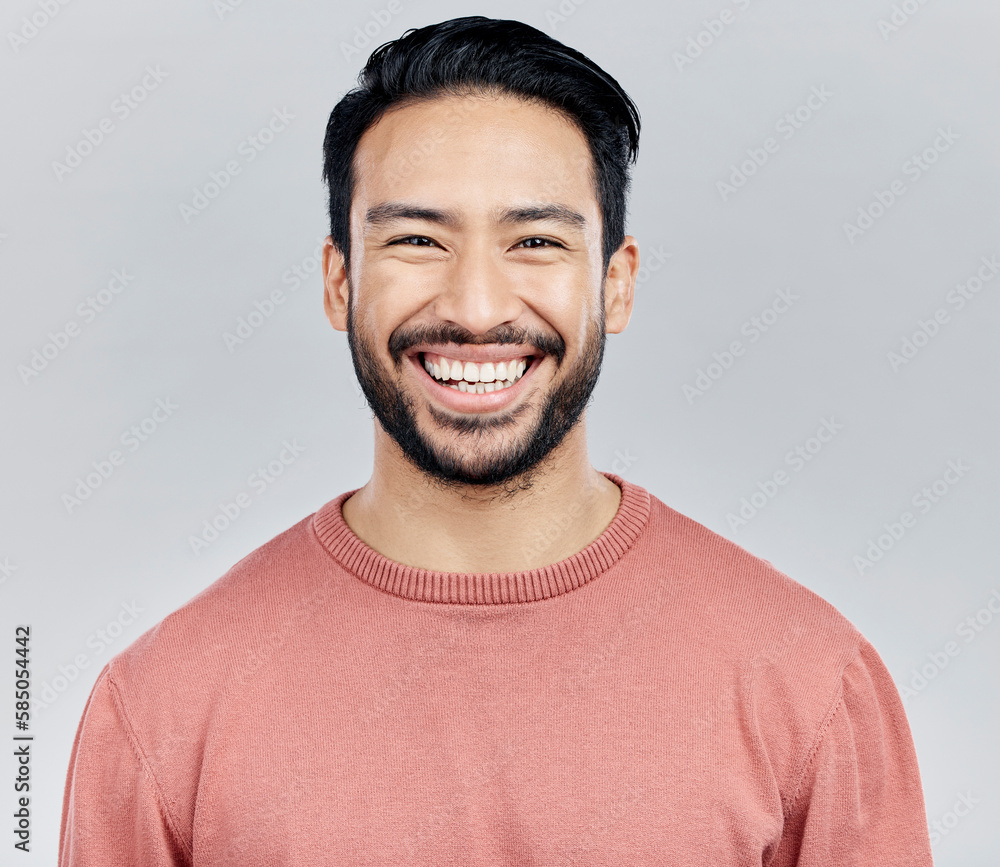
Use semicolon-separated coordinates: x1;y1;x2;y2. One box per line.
603;235;640;334
323;236;349;332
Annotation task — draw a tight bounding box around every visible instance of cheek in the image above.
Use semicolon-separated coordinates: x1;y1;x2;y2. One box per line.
351;268;427;346
364;254;439;304
352;295;397;348
531;274;601;346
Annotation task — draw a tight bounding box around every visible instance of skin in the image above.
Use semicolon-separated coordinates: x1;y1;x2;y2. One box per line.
322;92;640;573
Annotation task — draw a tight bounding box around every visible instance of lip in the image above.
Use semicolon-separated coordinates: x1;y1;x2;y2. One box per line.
407;350;541;413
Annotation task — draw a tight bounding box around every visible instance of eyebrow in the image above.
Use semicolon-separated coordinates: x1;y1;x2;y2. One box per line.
365;202;460;229
364;202;588;232
497;204;587;231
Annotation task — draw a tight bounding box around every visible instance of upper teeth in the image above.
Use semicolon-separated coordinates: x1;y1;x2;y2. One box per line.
422;353;529;389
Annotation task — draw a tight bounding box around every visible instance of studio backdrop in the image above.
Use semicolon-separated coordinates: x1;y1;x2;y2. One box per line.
2;0;997;863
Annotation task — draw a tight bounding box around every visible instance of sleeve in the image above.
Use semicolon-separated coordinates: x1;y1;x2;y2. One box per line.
767;639;935;867
58;665;190;866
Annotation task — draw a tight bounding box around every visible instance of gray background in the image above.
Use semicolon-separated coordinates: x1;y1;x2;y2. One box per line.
2;0;997;862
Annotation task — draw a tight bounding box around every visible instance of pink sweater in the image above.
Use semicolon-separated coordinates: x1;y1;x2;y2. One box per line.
59;474;934;865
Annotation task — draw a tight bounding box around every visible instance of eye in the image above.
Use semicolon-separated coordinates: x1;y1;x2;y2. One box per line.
516;237;564;249
389;236;437;247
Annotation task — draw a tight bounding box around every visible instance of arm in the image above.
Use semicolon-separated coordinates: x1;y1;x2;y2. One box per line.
59;665;190;866
767;639;934;866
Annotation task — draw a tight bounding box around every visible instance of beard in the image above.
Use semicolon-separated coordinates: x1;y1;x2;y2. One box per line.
346;289;606;494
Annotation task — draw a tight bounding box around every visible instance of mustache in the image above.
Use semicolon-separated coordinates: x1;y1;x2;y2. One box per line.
388;322;566;366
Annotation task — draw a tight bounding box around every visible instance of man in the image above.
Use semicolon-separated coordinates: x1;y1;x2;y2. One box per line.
60;17;934;865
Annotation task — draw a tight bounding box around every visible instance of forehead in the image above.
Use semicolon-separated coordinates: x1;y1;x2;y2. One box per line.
351;92;599;222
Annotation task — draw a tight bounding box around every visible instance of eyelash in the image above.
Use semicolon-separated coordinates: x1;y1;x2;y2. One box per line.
388;236;564;250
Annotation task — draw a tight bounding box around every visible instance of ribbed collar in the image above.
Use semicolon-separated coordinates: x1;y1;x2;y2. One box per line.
312;472;650;604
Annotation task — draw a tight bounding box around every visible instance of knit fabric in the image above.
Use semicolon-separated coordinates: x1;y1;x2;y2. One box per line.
59;473;934;865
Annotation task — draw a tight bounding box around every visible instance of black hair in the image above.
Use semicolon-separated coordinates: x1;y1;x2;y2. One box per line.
322;16;640;272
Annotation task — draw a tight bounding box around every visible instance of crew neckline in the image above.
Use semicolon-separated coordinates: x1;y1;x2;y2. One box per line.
312;472;650;604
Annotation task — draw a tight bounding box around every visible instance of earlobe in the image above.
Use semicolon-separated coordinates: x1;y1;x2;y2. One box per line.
604;235;639;334
323;236;350;332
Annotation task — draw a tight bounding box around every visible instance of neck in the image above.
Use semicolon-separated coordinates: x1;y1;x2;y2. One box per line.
342;420;621;573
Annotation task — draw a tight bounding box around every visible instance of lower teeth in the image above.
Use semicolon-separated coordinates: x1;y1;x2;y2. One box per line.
447;379;515;392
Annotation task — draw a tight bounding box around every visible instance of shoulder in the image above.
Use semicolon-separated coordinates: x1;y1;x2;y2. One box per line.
636;488;892;798
639;488;869;739
640;489;863;660
72;506;349;849
104;507;340;713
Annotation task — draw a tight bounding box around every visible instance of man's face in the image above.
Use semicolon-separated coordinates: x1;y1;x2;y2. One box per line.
328;93;624;490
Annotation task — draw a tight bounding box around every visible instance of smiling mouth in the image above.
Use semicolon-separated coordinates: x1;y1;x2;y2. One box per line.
418;351;534;393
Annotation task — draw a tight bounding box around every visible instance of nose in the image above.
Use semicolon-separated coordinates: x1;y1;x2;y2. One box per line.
431;246;523;336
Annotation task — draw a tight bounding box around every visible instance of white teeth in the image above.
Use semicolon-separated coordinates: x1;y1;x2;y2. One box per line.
423;353;531;388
